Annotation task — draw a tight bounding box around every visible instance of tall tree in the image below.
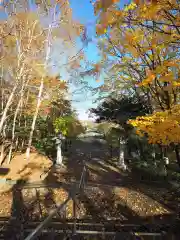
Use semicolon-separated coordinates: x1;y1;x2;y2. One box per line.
0;0;84;161
90;0;180;167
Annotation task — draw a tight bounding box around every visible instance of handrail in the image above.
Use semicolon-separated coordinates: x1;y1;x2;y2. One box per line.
24;197;71;240
79;162;86;190
24;162;87;240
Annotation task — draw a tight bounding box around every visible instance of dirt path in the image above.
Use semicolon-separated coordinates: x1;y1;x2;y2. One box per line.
0;136;179;227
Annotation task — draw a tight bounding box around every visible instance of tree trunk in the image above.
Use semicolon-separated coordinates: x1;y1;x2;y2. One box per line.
7;81;25;163
7;102;20;164
0;85;17;134
152;144;156;159
175;145;180;170
7;144;13;164
21;139;25;150
0;144;4;165
118;137;127;170
159;145;169;176
152;144;157;167
15;137;19;151
26;22;52;160
0;124;7;165
126;139;132;159
26;79;44;159
137;138;145;160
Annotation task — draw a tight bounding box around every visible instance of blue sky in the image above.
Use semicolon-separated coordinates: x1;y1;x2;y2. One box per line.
68;0;101;120
68;0;127;120
0;0;126;120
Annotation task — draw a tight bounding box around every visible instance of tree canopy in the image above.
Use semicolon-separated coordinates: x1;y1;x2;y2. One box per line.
0;0;85;162
91;0;180;147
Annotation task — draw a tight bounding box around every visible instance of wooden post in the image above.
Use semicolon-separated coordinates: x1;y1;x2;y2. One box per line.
73;196;77;235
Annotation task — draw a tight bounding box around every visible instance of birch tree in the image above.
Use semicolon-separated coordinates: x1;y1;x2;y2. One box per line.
0;0;84;162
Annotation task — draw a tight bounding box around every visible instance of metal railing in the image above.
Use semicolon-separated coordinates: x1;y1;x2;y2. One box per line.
22;156;175;239
24;162;87;240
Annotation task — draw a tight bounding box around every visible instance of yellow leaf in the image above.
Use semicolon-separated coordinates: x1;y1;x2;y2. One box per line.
134;0;140;5
124;2;137;11
173;82;180;87
94;0;119;15
164;61;179;67
159;73;173;83
96;24;107;35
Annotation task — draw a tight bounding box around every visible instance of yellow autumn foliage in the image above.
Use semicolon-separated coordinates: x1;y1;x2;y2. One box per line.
94;0;180;148
128;105;180;145
94;0;180;42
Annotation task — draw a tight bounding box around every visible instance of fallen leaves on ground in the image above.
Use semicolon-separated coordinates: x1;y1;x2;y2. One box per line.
113;187;171;217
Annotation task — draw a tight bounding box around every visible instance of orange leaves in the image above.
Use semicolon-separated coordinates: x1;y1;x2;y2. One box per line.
29;77;40;86
59;81;67;90
138;68;178;88
151;36;158;49
127;46;139;57
134;0;158;5
138;70;155;86
159;72;173;83
140;2;162;20
96;24;107;35
94;0;119;15
133;0;140;4
163;61;179;68
37;75;68;91
122;31;141;57
93;63;101;73
96;8;123;35
123;29;144;49
51;77;67;90
124;32;135;45
100;11;121;26
146;69;155;80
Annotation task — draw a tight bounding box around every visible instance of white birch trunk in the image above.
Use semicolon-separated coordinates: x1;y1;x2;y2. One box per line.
0;85;17;134
26;78;44;159
7;78;26;163
26;23;52;160
118;137;127;170
15;137;19;150
0;65;4;111
21;139;25;150
7;144;13;164
7;101;21;164
0;123;7;165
